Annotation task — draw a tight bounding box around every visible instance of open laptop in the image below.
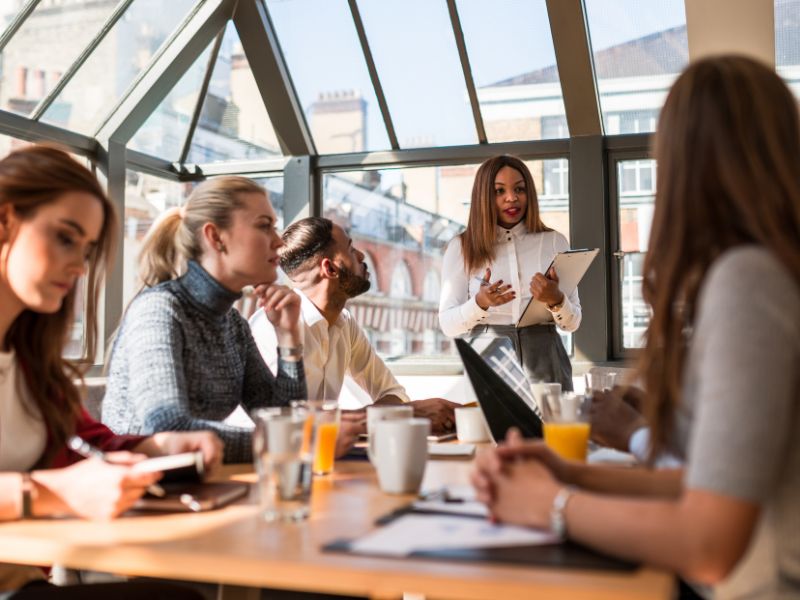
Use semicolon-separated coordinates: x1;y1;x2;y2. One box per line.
455;337;543;442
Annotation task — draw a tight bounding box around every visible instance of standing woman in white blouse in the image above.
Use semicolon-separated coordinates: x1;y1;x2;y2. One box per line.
439;155;581;389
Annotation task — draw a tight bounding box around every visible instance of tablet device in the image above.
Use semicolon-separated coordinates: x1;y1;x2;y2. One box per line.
517;248;599;328
455;337;542;442
130;451;205;483
134;481;250;512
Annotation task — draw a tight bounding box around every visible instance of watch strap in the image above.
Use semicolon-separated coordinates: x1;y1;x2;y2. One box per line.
20;473;34;519
549;485;575;539
277;345;304;359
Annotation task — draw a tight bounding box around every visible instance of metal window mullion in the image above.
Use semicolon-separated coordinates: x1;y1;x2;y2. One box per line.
96;0;233;144
446;0;486;144
30;0;136;121
347;0;398;150
232;0;314;156
0;0;41;54
178;27;225;166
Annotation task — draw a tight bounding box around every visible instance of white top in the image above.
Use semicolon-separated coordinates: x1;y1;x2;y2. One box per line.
0;349;47;471
249;290;410;408
438;223;582;337
628;426;683;469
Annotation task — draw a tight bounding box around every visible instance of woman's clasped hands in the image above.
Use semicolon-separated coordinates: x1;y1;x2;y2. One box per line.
471;428;573;529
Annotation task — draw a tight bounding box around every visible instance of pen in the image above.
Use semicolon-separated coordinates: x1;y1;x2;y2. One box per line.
67;436;166;498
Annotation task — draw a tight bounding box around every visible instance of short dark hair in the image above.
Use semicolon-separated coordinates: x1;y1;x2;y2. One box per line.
280;216;336;275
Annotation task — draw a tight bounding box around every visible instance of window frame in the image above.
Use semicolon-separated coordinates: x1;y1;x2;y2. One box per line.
608;147;655;359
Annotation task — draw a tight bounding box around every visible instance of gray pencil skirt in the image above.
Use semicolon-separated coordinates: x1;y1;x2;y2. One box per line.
466;323;573;391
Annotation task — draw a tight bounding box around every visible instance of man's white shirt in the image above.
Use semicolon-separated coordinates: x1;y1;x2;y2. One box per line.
249;290;410;408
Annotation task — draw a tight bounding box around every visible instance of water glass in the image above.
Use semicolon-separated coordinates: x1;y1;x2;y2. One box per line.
585;371;617;394
253;407;312;522
541;392;592;462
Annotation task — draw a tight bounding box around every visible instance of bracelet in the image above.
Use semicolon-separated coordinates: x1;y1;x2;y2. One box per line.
549;486;575;539
547;297;565;312
277;345;303;359
20;473;34;519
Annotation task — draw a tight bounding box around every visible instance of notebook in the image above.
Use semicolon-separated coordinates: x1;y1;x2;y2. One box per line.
517;248;599;327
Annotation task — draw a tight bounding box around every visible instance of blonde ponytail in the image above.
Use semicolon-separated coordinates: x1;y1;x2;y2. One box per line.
137;176;267;288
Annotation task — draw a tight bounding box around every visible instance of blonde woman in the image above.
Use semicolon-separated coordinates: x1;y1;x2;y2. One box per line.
102;177;306;463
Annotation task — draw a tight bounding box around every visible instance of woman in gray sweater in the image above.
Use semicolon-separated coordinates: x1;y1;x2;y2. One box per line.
472;56;800;598
103;177;306;463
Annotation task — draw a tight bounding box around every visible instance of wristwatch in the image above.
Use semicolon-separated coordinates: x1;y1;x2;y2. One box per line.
20;473;34;519
550;486;575;539
277;345;303;359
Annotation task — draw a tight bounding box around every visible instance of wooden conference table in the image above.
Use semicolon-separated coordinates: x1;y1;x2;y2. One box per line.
0;458;673;600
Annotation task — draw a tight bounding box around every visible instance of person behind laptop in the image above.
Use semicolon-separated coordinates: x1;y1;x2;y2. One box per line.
438;155;581;391
472;56;800;597
249;217;459;433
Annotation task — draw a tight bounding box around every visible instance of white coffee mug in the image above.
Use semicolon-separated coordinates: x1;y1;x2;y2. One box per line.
373;418;430;494
455;406;490;443
366;405;413;463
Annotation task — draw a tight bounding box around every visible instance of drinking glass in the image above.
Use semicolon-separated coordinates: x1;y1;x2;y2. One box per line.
541;391;592;462
307;400;340;476
252;407;312;522
584;371;617;394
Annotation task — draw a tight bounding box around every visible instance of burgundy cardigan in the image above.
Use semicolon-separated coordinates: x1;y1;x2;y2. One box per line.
48;408;146;468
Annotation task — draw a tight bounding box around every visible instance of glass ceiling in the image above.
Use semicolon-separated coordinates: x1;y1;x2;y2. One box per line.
0;0;797;165
584;0;689;135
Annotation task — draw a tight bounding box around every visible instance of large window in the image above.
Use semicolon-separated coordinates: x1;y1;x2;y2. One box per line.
322;158;570;360
456;0;568;143
42;0;198;135
187;22;284;164
584;0;688;135
613;158;656;350
776;0;800;100
0;0;125;117
267;0;391;153
356;0;477;148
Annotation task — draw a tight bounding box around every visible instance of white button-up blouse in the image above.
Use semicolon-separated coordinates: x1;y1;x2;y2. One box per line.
438;222;582;338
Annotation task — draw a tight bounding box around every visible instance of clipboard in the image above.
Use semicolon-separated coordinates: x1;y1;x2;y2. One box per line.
516;248;599;328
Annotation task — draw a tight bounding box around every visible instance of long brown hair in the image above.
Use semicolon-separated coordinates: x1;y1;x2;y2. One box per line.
459;155;550;273
640;56;800;461
0;145;117;455
138;176;265;287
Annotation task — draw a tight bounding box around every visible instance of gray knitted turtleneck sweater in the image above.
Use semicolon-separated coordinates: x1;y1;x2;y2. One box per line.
102;261;306;463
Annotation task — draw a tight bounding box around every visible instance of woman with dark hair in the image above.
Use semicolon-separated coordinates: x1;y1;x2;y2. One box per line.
102;176;306;463
472;56;800;598
439;155;580;389
0;145;218;598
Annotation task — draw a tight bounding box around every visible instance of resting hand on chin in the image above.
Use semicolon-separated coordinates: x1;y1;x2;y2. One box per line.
255;283;302;345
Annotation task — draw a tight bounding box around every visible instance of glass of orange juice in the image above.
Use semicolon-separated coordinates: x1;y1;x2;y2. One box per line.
308;401;340;476
541;391;591;462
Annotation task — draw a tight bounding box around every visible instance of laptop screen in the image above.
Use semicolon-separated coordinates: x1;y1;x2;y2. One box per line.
466;336;542;420
456;337;543;441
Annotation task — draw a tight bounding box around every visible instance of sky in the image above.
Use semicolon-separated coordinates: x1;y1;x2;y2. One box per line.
1;0;688;152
